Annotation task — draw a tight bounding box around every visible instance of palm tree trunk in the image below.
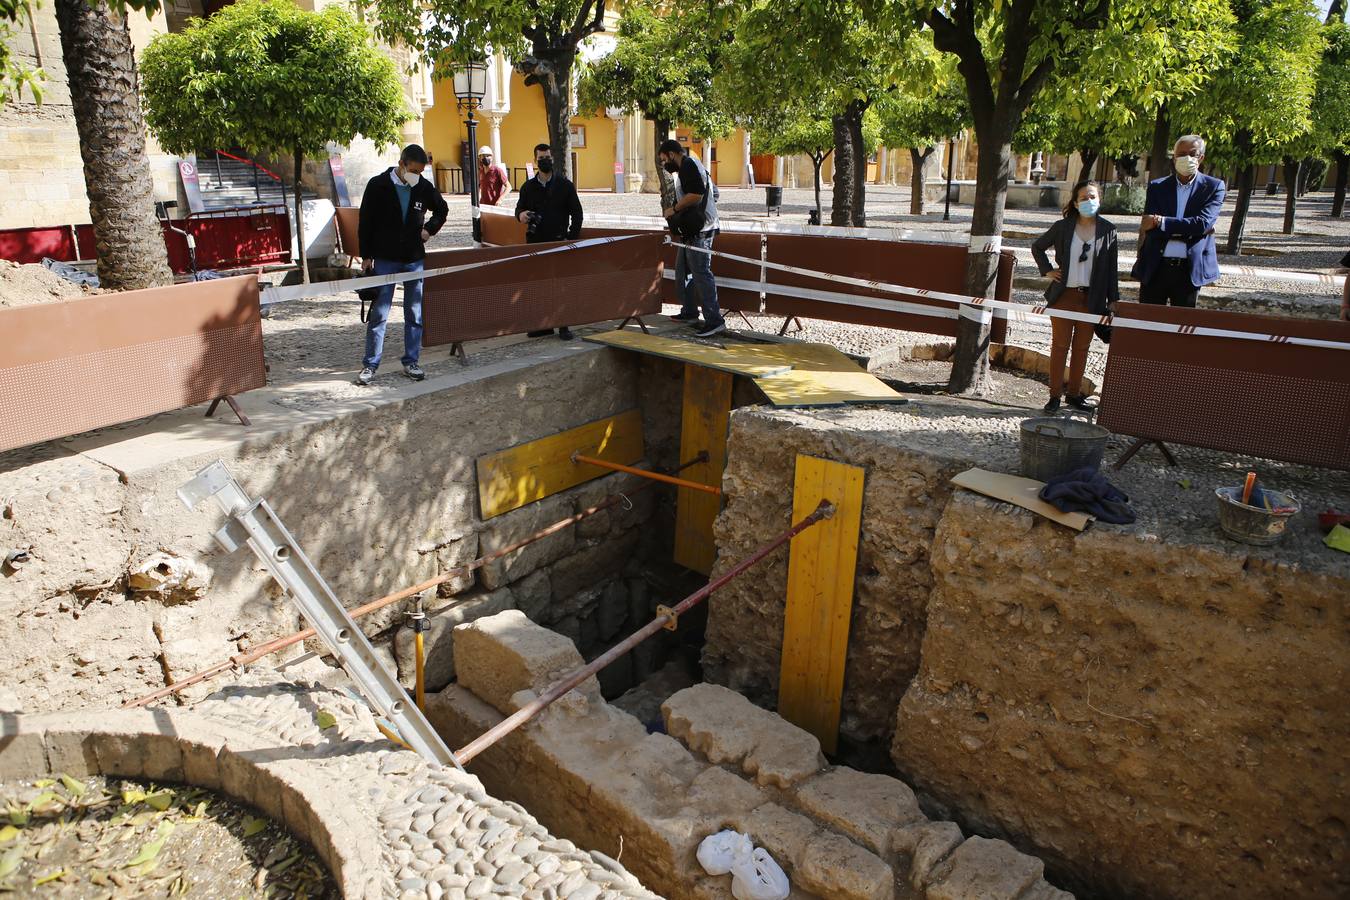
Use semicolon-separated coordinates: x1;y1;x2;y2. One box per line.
54;0;172;291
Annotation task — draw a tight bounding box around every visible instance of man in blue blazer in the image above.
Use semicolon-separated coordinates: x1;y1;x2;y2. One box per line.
1131;134;1226;307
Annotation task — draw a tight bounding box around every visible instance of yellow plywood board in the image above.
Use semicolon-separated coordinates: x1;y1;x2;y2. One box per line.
586;330;793;377
673;364;733;574
755;370;907;406
950;467;1090;531
476;409;645;519
778;454;866;755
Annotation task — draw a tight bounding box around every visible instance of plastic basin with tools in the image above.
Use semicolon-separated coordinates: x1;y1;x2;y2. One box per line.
1019;417;1110;483
1215;486;1301;545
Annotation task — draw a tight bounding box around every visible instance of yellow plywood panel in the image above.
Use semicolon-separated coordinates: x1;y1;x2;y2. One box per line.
585;331;793;377
778;454;866;755
673;364;733;574
476;409;645;520
755;370;907;407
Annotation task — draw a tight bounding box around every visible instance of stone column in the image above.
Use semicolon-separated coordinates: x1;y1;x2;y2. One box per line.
740;129;752;188
480;111;504;161
625;116;644;193
877;147;888;185
606;109;625;193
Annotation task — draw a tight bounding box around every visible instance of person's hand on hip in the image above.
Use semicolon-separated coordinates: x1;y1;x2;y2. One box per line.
421;228;431;243
361;258;373;273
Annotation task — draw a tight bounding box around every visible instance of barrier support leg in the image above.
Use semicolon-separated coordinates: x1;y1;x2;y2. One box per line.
450;342;468;366
734;311;755;329
206;395;251;427
618;315;650;333
777;316;803;336
1113;437;1177;469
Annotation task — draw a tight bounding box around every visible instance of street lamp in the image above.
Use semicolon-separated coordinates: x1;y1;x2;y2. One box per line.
453;59;488;242
944;134;957;221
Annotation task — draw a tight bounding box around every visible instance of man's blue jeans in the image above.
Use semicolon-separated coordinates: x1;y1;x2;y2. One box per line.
674;233;723;329
362;258;424;369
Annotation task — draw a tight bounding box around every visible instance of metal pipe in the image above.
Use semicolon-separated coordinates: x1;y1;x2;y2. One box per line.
454;499;834;765
412;595;428;711
571;453;721;496
123;454;707;709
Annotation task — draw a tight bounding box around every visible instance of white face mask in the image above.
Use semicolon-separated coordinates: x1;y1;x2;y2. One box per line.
1174;155;1199;177
401;169;420;187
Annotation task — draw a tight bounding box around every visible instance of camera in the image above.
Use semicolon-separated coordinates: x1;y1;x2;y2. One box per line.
525;211;543;236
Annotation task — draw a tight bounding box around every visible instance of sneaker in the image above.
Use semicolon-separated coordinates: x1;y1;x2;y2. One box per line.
669;312;699;323
356;367;376;386
1066;394;1097;411
527;329;552;338
558;327;574;341
1042;396;1061;414
403;363;425;381
694;322;726;338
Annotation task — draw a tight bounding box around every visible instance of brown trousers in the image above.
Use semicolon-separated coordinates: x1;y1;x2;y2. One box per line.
1049;288;1093;399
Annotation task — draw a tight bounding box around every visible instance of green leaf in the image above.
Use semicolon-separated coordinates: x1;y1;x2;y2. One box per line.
58;774;86;798
8;810;28;827
243;816;267;838
31;780;54;790
315;710;337;730
121;789;147;805
0;847;21;879
144;791;174;812
125;821;174;867
0;825;18;843
33;868;66;886
272;852;302;874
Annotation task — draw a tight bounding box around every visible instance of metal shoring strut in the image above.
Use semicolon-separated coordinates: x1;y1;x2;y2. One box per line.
177;460;463;770
410;595;428;711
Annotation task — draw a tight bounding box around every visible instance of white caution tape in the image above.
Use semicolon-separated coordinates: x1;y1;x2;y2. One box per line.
672;239;1350;352
258;235;643;306
969;234;1003;254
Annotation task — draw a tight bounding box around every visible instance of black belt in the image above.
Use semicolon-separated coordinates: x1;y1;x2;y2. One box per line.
1162;257;1188;267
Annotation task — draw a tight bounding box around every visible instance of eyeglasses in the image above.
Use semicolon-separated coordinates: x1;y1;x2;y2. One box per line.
1078;241;1092;262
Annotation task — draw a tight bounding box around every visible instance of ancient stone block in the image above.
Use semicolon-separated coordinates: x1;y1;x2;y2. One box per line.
663;684;825;789
393;587;514;692
549;531;640;603
88;715;185;782
0;717;48;779
479;495;575;591
683;764;767;824
513;570;552;621
926;837;1044;900
742;803;818;868
796;830;895;900
37;714;101;777
896;821;963;889
452;610;598;716
434;531;480;597
597;580;630;642
793;766;924;856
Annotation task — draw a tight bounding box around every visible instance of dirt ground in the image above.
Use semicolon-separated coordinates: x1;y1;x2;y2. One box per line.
0;260;97;308
0;773;337;898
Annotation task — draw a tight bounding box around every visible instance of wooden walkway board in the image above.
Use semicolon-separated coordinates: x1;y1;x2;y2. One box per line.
476;409;645;519
586;330;905;407
778;454;866;755
673;364;733;574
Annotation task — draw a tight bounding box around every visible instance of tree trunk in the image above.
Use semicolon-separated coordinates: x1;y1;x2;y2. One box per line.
847;102;867;226
947;126;1011;396
830;111;854;226
1332;152;1348;218
811;151;828;221
54;0;171;291
910;147;934;214
1077;148;1099;184
1226;164;1257;256
1147;103;1170;181
653;118;675;211
537;55;576;182
294;147;309;284
1281;155;1299;235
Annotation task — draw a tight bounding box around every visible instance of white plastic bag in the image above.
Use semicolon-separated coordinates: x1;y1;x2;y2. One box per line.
697;829;754;876
730;847;790;900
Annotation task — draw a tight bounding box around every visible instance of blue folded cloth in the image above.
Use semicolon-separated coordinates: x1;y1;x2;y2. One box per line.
1038;467;1136;524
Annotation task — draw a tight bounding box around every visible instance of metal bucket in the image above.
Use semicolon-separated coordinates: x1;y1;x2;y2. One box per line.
1019;417;1109;482
1215;486;1301;545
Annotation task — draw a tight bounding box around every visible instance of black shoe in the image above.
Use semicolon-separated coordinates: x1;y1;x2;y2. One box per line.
1043;396;1061;414
695;322;726;338
558;327;574;341
669;312;699;323
527;329;552;337
1066;394;1097;411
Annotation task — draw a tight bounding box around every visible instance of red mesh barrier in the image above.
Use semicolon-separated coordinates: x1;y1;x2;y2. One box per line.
763;236;1012;343
420;234;665;346
1098;304;1350;469
0;276;266;453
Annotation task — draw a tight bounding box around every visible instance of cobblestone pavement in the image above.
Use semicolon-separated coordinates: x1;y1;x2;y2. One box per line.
190;675;659;900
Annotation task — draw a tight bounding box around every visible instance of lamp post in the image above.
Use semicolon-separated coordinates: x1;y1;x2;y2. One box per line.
944;134;957;222
453;60;488;243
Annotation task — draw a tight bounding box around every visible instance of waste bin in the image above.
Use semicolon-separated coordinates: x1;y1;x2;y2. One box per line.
765;185;783;216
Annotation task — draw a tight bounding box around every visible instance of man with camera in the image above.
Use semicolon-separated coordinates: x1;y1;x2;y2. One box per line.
515;142;584;340
659;138;723;338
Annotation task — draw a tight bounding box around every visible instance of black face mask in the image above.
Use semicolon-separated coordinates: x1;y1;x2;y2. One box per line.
662;160;680;174
537;157;554;173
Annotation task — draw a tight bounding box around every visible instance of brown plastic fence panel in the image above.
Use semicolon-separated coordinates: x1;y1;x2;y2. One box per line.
763;237;1012;343
580;227;762;314
481;212;528;246
1098;304;1350;469
0;275;266;453
420;233;666;347
335;207;359;255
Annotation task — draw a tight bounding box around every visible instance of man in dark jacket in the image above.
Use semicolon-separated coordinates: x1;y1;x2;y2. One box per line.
356;144;448;385
1131;134;1225;308
515;143;583;340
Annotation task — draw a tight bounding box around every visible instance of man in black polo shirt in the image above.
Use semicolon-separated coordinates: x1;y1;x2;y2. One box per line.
355;144;448;385
515;143;583;340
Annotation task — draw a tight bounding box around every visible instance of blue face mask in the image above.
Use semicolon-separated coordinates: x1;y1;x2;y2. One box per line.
1077;198;1100;217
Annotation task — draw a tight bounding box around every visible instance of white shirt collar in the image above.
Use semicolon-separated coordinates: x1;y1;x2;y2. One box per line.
390;168;403;187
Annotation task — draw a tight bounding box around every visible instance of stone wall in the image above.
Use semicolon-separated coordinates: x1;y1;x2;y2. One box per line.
704;405;1350;899
0;349;665;711
428;611;1072;900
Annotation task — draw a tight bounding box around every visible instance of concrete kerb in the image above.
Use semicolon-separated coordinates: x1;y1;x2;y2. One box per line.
0;708;380;899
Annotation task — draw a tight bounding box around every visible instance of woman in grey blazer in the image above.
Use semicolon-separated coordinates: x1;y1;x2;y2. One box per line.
1030;180;1120;413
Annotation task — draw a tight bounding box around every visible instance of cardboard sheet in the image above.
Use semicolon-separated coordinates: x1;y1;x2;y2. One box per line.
950;467;1091;531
